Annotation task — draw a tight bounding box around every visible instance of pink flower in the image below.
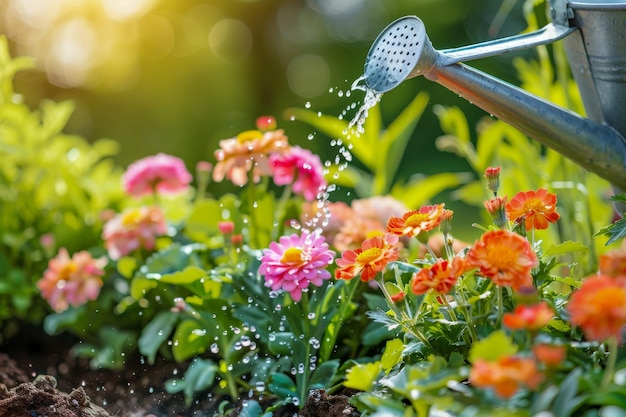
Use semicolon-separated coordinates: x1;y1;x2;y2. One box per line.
102;206;168;260
38;248;107;312
259;231;335;302
123;153;192;197
270;146;327;201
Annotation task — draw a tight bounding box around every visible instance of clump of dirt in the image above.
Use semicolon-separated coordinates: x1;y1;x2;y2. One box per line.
0;374;111;417
300;389;360;417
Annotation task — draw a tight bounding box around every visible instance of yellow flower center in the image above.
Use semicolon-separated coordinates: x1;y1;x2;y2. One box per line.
487;245;518;270
524;198;546;213
237;130;262;144
122;209;142;226
281;247;303;265
58;262;77;280
405;213;429;227
356;247;383;266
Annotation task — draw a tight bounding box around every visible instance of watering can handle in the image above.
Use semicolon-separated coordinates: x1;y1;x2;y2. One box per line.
440;23;576;66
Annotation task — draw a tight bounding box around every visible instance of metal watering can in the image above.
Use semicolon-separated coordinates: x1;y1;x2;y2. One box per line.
363;0;626;191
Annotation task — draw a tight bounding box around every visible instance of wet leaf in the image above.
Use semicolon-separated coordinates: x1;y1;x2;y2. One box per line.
138;311;179;364
343;361;383;392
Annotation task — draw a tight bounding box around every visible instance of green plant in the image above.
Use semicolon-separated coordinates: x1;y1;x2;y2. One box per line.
0;35;124;336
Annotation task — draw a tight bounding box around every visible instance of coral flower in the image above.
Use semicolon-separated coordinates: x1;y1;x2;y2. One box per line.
484;166;501;195
335;234;400;282
532;344;566;367
102;206;168;260
466;230;538;290
567;275;626;343
503;301;554;331
470;356;543;398
123;153;192;197
387;204;446;238
270;146;327;201
484;196;508;229
411;256;468;295
505;188;560;231
259;231;335;302
212;129;289;186
38;248;107;313
599;240;626;277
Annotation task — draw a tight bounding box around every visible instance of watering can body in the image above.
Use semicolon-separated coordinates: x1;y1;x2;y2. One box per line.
364;0;626;191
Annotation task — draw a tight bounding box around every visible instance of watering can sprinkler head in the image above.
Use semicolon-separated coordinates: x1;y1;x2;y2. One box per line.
363;0;626;193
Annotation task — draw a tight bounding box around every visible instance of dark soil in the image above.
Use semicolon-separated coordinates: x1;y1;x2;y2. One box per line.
0;326;360;417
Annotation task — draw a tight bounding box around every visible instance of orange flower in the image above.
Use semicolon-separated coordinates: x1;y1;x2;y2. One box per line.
411;256;467;295
466;230;538;290
335;234;400;282
484;166;501;194
599;240;626;277
387;204;446;238
567;275;626;343
503;301;554;331
470;356;543;398
532;344;566;367
484;196;508;229
212;129;289;186
505;188;560;231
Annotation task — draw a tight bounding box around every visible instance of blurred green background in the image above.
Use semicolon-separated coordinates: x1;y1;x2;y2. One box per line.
1;0;528;184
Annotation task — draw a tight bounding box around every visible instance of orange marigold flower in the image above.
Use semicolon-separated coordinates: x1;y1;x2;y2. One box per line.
212;129;289;186
335;234;400;282
387;204;446;238
568;275;626;343
470;356;543;399
411;256;468;295
532;344;566;367
466;230;538;290
503;301;554;332
505;188;560;231
599;240;626;277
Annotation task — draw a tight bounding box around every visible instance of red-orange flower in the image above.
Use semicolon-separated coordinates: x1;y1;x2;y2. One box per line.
484;166;501;194
411;256;468;295
599;241;626;277
503;301;554;331
568;275;626;343
532;344;566;367
466;230;538;290
470;356;543;398
335;234;400;282
505;188;560;231
387;204;446;238
484;196;508;228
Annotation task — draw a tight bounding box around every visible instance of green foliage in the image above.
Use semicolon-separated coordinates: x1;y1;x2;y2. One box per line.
0;35;124;333
285;93;472;207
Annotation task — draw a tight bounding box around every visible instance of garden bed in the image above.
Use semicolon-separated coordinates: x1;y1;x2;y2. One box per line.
0;325;358;417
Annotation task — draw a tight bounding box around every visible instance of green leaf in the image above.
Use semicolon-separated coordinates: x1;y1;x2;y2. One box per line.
130;277;159;300
157;266;208;284
543;241;588;258
117;257;138;278
267;332;296;356
468;330;517;363
181;358;219;406
343;361;383;392
138;311;179;365
309;359;339;390
268;373;298;399
381;339;404;372
239;400;263;417
595;217;626;246
171;319;211;362
553;368;582;417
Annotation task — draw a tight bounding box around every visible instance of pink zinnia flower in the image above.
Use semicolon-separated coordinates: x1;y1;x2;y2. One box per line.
123;153;192;197
102;206;168;260
38;248;107;313
259;231;335;302
270;146;327;201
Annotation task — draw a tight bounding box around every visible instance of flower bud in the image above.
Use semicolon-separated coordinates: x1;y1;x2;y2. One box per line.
256;116;277;132
484;166;501;195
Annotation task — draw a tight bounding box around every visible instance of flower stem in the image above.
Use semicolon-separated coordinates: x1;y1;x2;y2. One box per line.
602;336;618;389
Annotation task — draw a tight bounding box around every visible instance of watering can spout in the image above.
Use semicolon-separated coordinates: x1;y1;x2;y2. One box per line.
363;1;626;190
